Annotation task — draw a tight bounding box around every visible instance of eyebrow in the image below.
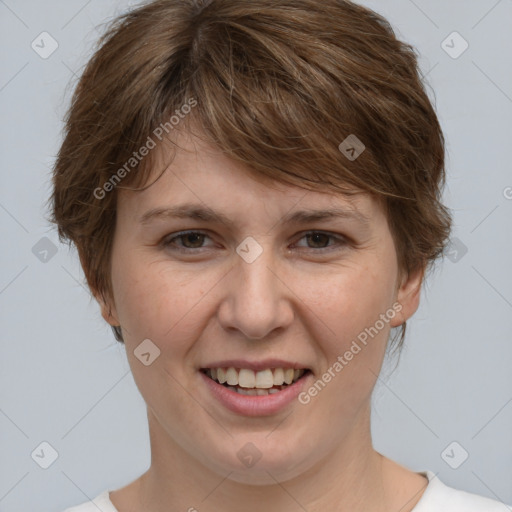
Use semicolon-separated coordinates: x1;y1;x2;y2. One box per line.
138;203;371;228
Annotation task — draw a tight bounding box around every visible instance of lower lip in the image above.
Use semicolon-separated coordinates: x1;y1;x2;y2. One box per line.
200;371;312;416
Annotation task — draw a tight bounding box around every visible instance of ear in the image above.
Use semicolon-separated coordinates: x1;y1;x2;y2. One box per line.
78;249;120;327
95;292;120;327
389;265;424;328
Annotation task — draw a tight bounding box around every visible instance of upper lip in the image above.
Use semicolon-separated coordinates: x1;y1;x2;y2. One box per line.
200;359;311;372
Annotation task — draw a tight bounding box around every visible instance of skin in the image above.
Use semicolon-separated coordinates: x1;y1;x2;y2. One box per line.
95;127;429;512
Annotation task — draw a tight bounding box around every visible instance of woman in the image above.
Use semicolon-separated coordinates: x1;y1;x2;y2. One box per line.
51;0;509;510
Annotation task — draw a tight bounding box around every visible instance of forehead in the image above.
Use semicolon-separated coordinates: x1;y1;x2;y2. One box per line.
117;127;382;228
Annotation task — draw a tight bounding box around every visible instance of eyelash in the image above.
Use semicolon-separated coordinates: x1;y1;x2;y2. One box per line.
161;230;347;253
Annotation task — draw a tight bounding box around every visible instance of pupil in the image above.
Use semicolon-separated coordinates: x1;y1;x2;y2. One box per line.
184;233;204;248
308;233;328;248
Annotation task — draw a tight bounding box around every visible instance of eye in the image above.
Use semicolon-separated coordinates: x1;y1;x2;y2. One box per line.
162;231;213;251
161;230;346;253
293;231;347;251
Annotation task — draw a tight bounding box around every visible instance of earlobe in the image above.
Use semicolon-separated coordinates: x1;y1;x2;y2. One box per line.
94;291;120;327
78;250;119;326
389;266;424;328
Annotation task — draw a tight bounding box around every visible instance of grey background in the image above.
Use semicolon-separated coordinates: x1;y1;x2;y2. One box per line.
0;1;511;511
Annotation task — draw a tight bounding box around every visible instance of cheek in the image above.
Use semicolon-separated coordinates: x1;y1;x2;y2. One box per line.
307;261;397;394
315;262;397;338
111;255;215;348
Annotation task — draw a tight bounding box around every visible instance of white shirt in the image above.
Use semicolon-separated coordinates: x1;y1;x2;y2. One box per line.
62;470;511;511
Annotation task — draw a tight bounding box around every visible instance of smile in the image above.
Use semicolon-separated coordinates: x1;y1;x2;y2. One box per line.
201;367;309;395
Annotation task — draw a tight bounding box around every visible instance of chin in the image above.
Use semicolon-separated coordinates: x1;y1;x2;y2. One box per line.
205;445;313;485
226;463;308;486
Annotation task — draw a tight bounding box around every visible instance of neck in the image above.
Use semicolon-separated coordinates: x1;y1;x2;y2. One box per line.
134;406;395;512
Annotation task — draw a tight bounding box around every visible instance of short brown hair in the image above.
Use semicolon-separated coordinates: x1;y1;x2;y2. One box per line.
48;0;451;350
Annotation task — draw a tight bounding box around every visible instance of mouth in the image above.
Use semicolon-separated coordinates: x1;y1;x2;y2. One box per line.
200;367;312;396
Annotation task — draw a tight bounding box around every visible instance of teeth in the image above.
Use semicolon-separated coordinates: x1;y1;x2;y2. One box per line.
273;368;285;385
226;367;238;386
217;368;227;384
205;367;306;389
255;369;274;388
230;386;283;395
238;368;256;388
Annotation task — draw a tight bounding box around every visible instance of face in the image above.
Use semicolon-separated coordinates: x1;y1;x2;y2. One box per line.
99;129;422;485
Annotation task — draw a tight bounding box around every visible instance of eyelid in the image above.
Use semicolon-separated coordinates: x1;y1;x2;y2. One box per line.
161;230;216;250
161;229;348;252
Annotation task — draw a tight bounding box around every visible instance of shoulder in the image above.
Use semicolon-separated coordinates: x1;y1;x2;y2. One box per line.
61;490;118;512
414;471;511;512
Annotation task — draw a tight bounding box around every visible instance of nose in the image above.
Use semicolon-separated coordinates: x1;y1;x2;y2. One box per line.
217;243;294;340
